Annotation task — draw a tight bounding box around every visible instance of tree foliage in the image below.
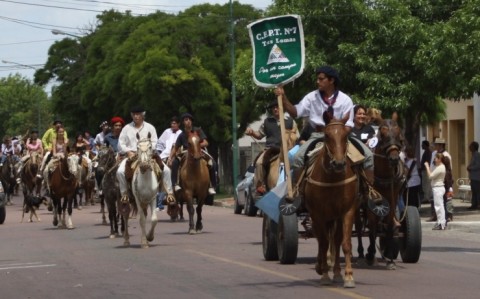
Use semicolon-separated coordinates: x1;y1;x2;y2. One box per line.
0;74;50;137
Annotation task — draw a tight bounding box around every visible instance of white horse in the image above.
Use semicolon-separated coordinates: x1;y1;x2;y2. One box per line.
132;133;160;248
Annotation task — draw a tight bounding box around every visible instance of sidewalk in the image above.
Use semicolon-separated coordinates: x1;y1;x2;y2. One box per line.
419;197;480;228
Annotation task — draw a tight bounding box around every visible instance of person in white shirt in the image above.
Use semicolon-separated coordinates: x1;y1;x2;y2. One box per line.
116;106;173;201
425;152;447;230
94;121;110;150
156;116;182;162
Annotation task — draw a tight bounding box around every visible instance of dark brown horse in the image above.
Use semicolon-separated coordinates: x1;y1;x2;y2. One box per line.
96;146;133;240
356;113;406;269
20;152;43;222
304;114;358;288
1;154;18;205
48;154;79;229
175;130;210;234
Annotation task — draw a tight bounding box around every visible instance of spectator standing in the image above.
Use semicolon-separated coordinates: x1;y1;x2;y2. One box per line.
425;153;447;230
467;141;480;210
351;104;376;145
403;146;421;209
420;140;432;204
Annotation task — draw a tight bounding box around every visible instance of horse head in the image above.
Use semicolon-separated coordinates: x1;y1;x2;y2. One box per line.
67;154;80;178
96;146;115;175
376;112;405;167
136;132;153;173
323;113;350;173
187;131;202;161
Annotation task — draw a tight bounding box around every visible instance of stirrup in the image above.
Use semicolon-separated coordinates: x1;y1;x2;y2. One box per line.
174;185;182;192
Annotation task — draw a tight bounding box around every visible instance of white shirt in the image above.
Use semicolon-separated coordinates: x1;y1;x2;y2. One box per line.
156;128;182;159
294;90;354;128
94;132;107;146
118;121;158;154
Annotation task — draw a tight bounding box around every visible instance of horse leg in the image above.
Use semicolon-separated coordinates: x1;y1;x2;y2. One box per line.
101;195;108;225
341;212;356;288
137;201;149;248
108;200;116;238
186;200;195;235
179;202;184;221
119;200;131;246
195;204;203;233
384;225;397;270
355;212;366;265
313;222;332;285
52;197;59;227
66;195;74;229
146;198;158;242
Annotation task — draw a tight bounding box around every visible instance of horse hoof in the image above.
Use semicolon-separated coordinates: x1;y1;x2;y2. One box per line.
123;242;130;247
53;220;58;226
319;276;332;286
67;226;74;230
102;220;108;225
386;261;396;270
188;229;196;235
141;244;149;249
195;229;202;234
146;236;154;242
333;274;344;284
76;206;82;210
356;258;367;267
109;234;116;239
344;279;356;288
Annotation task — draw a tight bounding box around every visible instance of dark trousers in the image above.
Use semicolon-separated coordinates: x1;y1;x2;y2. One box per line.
404;185;421;208
471;179;480;208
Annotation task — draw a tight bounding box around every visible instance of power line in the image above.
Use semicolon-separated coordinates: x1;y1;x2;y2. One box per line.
0;15;81;30
0;38;57;46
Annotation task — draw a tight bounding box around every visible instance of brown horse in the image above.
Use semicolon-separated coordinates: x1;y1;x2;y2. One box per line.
175;130;210;234
20;152;43;222
304;114;358;288
1;155;18;205
356;114;406;269
48;154;79;229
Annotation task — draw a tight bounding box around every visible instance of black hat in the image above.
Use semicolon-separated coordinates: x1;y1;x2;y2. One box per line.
315;66;340;83
30;128;39;134
267;101;278;109
53;119;62;125
181;112;194;121
130;106;145;113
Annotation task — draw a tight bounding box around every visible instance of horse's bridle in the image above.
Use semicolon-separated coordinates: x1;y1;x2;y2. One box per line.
323;122;349;170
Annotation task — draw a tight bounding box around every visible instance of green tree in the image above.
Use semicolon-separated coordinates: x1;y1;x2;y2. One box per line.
0;74;50;137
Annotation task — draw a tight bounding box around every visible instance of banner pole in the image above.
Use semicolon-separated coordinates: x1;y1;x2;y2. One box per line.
277;94;293;199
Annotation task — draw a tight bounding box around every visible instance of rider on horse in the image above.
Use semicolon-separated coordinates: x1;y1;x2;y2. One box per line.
0;135;22;167
116;106;174;202
37;119;69;179
104;116;125;155
274;66;377;205
16;129;44;183
245;100;297;195
168;112;217;195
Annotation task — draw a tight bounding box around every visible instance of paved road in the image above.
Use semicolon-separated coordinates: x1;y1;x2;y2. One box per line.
1;194;479;299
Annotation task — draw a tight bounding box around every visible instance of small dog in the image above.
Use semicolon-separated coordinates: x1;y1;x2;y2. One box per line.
21;195;48;223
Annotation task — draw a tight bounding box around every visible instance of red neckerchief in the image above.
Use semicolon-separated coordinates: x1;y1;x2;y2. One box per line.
320;90;339;106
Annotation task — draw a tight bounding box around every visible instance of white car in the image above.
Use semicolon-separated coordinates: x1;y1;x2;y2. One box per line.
234;165;258;216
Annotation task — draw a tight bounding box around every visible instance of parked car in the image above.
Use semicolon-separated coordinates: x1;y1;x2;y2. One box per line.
234;164;258;216
0;181;6;224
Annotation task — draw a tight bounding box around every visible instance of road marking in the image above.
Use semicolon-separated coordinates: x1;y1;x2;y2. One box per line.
188;250;371;299
0;262;57;271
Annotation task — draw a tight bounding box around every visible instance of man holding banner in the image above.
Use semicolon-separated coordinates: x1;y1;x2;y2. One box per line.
274;66;376;202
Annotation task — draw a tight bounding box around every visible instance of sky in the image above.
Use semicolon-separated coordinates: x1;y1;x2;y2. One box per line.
0;0;272;88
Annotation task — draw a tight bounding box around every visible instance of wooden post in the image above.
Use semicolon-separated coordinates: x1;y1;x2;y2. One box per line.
277;95;293;199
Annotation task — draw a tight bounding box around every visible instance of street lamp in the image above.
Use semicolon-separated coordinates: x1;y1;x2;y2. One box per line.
51;29;82;38
229;0;240;192
1;60;41;132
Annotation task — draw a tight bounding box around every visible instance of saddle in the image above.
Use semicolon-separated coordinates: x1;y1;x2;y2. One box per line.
125;154;163;185
260;147;280;188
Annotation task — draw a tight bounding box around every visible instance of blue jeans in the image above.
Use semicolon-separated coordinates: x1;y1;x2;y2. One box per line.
156;191;166;209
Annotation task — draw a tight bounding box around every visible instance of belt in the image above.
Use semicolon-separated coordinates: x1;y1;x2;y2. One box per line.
315;126;325;132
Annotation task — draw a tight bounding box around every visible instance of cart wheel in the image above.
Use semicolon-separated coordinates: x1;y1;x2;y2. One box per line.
262;214;279;261
400;206;422;263
277;213;298;264
245;192;258;217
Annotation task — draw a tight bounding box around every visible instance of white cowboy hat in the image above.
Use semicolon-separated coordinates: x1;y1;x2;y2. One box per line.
434;137;446;144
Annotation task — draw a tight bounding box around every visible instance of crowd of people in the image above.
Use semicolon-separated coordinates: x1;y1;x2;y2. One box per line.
0;106;218;210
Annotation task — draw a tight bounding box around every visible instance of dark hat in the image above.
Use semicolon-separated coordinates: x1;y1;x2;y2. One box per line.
267;101;278;109
130;106;145;113
181;112;194;121
30;128;39;134
315;65;340;83
111;116;125;126
53;119;62;125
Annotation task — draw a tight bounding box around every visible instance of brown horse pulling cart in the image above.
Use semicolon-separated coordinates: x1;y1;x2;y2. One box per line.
260;115;422;287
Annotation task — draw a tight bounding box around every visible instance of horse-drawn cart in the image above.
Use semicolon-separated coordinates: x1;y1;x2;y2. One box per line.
261;203;422;265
